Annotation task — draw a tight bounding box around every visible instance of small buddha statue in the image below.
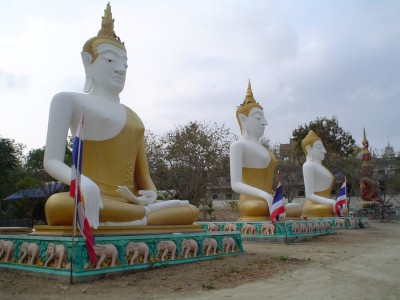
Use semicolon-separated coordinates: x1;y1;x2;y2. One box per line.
43;3;199;228
301;131;337;217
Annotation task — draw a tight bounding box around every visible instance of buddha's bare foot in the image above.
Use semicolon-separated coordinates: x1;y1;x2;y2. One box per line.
101;217;147;226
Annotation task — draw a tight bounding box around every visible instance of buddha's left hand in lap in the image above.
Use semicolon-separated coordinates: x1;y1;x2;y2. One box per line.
116;186;157;206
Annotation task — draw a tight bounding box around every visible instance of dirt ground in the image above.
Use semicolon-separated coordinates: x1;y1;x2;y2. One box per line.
1;219;399;300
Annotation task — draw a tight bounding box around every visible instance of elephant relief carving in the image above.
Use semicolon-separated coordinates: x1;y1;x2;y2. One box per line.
324;222;331;232
157;240;176;261
0;240;14;263
44;243;67;269
299;223;308;234
181;239;198;258
222;237;235;253
207;223;220;231
291;223;300;234
307;222;314;233
314;222;322;232
266;223;275;235
18;242;39;265
94;243;118;269
124;242;149;264
223;223;237;232
202;238;217;256
349;218;357;228
241;223;256;235
335;218;346;228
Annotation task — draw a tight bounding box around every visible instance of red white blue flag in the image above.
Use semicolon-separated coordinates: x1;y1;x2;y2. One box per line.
270;178;285;222
70;113;97;265
335;177;347;217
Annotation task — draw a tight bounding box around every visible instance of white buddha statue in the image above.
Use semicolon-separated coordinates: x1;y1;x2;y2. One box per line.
230;81;303;221
301;130;337;217
230;81;277;221
43;3;199;228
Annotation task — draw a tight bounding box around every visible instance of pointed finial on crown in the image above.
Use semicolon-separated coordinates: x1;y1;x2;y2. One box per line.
235;80;264;133
236;80;263;116
244;79;256;104
83;2;126;63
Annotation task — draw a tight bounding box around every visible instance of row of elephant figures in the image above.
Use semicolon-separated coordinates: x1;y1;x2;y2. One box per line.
207;222;277;235
335;217;369;228
207;220;336;235
0;237;237;270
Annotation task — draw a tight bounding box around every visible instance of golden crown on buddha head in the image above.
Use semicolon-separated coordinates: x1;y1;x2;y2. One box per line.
83;2;126;63
301;130;321;156
236;80;263;132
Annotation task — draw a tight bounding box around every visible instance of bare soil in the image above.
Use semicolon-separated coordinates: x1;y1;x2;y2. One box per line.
1;210;399;300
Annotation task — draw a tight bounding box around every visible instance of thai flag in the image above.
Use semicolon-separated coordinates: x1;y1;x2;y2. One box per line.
70;113;97;265
270;180;285;223
335;178;347;217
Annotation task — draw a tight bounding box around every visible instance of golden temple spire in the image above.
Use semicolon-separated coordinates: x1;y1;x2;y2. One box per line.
362;127;369;149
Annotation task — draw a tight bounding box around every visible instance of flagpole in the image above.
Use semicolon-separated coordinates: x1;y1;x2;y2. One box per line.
70;108;84;285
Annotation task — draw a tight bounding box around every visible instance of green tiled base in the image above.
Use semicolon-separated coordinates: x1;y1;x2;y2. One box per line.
197;216;369;242
0;229;242;282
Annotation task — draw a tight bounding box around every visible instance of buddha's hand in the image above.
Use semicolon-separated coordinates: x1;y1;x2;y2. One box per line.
116;186;157;206
80;175;103;229
260;192;273;208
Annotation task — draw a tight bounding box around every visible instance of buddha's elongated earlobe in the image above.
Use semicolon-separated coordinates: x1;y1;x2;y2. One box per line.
238;114;247;137
305;145;313;161
81;52;93;93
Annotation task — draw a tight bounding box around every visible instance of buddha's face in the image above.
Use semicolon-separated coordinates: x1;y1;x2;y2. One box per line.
243;107;267;139
90;43;128;94
307;140;326;161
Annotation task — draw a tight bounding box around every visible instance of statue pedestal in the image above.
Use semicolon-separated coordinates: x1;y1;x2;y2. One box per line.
0;225;242;282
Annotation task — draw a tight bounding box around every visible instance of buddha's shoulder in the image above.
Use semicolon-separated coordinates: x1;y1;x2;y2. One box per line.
51;92;87;103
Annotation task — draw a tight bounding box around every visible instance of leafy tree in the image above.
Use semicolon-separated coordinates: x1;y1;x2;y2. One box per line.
147;122;236;210
374;156;400;221
0;136;25;201
273;140;303;202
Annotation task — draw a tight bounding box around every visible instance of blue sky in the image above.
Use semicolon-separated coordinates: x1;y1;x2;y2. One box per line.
1;0;399;155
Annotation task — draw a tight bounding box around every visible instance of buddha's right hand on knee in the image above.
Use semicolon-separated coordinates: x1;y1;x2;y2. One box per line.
80;175;103;229
260;191;273;208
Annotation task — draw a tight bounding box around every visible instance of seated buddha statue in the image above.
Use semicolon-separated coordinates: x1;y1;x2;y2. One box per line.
230;81;277;221
301;131;337;217
43;3;198;228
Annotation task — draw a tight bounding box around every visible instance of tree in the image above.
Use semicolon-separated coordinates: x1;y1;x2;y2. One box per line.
273;140;303;202
0;136;25;201
374;155;400;221
148;121;236;210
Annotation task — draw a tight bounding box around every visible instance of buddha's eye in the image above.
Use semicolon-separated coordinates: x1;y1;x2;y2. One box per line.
108;59;113;63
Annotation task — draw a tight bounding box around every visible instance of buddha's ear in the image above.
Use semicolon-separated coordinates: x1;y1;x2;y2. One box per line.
238;113;247;136
238;113;247;126
81;52;93;93
305;144;313;160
